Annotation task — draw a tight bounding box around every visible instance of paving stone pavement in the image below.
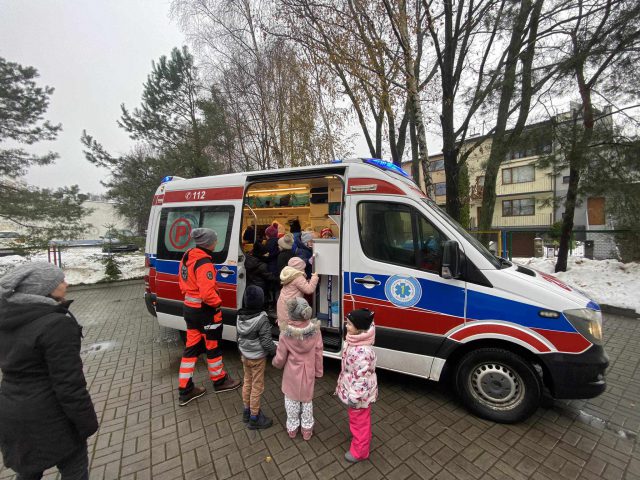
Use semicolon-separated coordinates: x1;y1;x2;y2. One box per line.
1;281;639;480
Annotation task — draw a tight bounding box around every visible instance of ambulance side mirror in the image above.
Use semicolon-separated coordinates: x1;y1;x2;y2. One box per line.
441;240;461;279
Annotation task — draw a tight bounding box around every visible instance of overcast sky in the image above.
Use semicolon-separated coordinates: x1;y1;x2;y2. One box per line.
0;0;186;194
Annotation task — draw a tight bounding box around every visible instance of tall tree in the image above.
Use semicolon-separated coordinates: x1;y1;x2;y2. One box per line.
549;0;640;271
83;47;234;231
0;57;88;242
173;0;348;170
118;46;223;177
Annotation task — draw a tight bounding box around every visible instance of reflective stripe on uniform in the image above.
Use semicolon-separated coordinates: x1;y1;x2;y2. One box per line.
207;359;223;368
185;296;202;304
179;372;192;379
203;323;222;330
180;361;196;369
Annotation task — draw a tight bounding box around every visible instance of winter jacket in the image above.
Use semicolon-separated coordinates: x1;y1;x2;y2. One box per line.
245;253;276;291
272;320;323;402
0;300;98;473
276;249;295;279
336;325;378;409
265;237;280;275
236;308;276;360
277;266;319;328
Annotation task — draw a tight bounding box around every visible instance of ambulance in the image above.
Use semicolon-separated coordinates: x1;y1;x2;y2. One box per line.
144;158;608;423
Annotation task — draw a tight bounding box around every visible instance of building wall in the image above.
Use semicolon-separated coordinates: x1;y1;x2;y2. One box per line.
82;201;130;239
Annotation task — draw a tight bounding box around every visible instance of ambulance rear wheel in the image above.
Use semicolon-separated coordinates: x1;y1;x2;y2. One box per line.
455;348;541;423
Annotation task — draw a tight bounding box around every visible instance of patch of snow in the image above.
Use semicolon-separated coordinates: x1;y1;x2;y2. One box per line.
0;248;144;285
513;256;640;313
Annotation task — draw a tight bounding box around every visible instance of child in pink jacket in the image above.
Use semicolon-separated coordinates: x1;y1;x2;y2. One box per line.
277;257;318;329
272;297;323;440
336;309;378;462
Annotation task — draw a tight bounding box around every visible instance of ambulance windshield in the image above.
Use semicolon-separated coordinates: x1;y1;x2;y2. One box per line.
422;199;501;269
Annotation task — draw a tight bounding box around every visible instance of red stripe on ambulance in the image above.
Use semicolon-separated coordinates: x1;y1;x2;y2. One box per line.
163;187;244;203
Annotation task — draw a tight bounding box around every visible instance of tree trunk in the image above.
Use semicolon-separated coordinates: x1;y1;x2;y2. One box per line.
556;61;595;272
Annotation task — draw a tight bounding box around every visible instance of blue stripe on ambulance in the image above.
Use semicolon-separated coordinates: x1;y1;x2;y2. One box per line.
349;270;576;333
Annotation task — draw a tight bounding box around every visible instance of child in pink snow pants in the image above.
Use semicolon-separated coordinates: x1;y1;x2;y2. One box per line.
336;309;378;462
272;297;323;440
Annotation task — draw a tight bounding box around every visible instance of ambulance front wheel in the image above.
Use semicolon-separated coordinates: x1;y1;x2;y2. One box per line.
455;348;541;423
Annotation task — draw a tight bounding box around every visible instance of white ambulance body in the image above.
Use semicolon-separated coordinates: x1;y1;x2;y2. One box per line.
144;158;608;423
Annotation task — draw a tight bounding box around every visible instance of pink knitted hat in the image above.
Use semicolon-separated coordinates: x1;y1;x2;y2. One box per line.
288;257;306;272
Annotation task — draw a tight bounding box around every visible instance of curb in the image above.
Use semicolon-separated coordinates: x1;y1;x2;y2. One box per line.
68;278;144;292
601;304;639;319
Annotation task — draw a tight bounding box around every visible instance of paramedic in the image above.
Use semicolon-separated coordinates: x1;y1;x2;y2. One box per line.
177;228;241;406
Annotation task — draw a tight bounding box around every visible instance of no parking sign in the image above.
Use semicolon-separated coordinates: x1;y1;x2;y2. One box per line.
169;218;192;249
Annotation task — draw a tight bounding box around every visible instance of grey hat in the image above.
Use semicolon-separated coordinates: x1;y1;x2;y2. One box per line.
192;228;218;247
0;261;65;305
278;233;294;250
287;297;312;321
301;231;314;244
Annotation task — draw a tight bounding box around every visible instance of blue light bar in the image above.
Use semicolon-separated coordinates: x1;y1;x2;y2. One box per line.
362;158;411;178
331;159;343;164
160;175;173;184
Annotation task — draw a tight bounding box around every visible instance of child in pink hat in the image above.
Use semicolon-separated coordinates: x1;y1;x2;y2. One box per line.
276;257;318;329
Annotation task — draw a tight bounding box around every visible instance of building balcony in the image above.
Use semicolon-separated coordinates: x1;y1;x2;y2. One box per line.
496;175;553;196
469;213;553;229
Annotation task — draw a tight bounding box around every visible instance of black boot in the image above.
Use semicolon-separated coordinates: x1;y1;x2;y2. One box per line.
248;411;273;430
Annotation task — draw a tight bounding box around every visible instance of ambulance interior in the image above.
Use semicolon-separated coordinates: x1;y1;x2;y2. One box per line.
241;176;343;352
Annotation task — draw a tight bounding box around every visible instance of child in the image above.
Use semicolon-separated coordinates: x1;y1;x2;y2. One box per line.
272;297;323;440
277;257;319;329
336;309;378;463
320;227;334;239
294;230;315;277
236;285;277;429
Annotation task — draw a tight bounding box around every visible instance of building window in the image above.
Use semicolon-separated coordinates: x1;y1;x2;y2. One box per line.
429;159;445;171
502;198;535;216
503;165;535;184
434;182;447;196
562;175;570;184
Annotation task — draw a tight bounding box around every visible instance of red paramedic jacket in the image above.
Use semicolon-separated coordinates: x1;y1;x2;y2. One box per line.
179;247;223;320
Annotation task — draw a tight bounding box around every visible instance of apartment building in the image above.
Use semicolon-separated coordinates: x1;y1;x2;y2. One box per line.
401;114;613;256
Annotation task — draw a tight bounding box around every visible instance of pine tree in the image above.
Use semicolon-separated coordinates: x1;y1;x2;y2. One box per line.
0;57;88;244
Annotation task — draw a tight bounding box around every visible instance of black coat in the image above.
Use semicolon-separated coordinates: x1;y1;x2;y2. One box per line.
265;237;280;275
277;249;295;279
245;254;276;292
0;301;98;472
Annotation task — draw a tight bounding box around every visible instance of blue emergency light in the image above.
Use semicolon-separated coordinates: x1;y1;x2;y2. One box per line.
160;176;173;184
362;158;411;178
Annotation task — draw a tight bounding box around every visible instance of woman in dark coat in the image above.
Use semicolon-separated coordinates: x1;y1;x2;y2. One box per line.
0;262;98;479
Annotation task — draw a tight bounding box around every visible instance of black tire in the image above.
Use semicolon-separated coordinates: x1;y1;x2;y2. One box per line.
178;330;187;344
454;347;541;423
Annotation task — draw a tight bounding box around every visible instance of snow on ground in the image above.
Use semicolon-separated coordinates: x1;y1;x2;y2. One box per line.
0;248;145;285
514;256;640;314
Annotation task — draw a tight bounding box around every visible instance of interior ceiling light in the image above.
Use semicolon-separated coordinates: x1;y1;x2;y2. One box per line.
250;187;308;194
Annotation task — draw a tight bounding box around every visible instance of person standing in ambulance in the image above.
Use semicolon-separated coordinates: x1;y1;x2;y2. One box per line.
177;228;241;406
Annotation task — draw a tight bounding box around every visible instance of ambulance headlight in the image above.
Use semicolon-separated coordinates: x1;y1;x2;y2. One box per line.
564;308;603;345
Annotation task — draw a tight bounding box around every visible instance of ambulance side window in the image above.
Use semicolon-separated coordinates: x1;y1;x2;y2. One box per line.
357;201;446;273
157;206;235;262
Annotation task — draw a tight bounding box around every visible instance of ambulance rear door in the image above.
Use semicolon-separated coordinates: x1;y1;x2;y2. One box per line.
154;182;244;339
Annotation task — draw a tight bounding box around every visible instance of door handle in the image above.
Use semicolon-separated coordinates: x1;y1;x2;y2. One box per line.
218;268;235;275
354;277;381;286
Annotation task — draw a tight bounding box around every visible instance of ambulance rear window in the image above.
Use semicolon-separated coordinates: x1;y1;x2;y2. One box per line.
157;206;235;262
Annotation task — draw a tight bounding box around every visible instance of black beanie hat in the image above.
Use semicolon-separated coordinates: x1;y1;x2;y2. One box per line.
347;308;374;331
243;285;264;310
